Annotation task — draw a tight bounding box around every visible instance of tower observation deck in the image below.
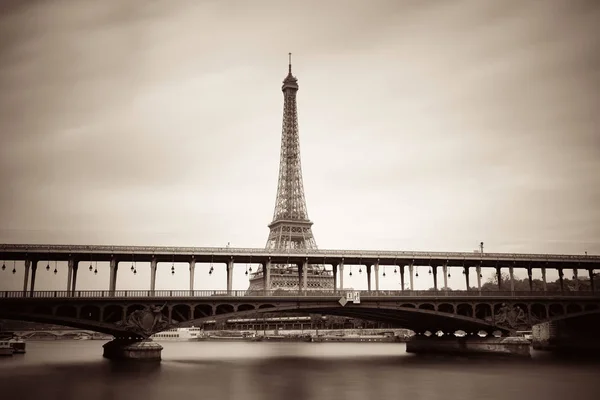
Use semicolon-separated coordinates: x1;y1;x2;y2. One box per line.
248;54;333;292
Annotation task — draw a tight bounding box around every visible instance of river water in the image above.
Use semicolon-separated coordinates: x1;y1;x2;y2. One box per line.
1;341;600;400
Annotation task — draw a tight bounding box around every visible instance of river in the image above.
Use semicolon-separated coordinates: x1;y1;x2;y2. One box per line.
1;341;600;400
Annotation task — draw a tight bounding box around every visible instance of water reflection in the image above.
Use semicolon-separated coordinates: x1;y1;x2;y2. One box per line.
1;341;600;400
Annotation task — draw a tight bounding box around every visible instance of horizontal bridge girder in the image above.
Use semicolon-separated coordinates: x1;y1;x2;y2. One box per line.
0;244;598;268
1;290;600;300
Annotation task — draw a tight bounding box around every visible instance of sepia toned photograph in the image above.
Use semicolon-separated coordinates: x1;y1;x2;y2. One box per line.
1;1;599;399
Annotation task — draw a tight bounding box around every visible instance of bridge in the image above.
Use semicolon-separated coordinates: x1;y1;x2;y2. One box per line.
1;289;599;339
1;244;598;295
1;244;599;359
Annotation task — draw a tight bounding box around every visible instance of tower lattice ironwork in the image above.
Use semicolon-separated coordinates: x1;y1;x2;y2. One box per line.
248;54;332;292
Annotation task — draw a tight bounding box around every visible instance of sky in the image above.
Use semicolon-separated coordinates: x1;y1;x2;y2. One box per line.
0;0;599;292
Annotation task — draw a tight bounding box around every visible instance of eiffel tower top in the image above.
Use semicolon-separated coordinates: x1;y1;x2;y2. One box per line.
282;52;298;91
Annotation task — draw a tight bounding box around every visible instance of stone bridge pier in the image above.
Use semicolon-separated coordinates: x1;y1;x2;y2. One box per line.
532;311;600;356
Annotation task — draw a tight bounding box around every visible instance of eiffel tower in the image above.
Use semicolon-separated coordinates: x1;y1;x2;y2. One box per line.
248;54;333;292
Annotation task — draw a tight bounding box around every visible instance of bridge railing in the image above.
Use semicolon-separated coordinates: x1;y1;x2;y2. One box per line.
0;290;598;299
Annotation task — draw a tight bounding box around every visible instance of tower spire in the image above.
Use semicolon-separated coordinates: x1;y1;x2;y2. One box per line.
288;52;292;74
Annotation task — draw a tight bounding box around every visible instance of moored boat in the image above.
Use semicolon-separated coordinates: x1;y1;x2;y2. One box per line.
0;340;13;356
8;338;26;353
150;327;204;342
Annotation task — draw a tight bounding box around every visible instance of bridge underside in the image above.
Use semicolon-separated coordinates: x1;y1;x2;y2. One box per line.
1;296;599;338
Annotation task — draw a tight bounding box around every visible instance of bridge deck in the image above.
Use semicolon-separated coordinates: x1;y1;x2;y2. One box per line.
1;290;599;300
1;244;599;267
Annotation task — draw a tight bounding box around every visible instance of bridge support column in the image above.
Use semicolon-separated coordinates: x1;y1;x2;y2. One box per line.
399;264;405;291
442;264;447;291
496;266;502;290
302;259;308;292
332;263;338;292
263;259;271;291
67;258;74;295
374;262;380;292
541;267;547;291
406;335;530;358
558;268;564;292
409;263;414;291
572;268;579;291
366;264;372;292
150;256;157;294
509;266;515;292
464;266;470;291
226;258;234;294
29;261;38;295
589;269;595;292
338;261;344;290
432;265;438;291
23;259;31;295
71;261;79;294
103;338;163;362
109;257;118;295
476;266;482;292
189;258;195;293
527;268;533;291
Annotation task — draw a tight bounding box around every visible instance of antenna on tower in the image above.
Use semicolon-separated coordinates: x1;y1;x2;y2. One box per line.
288;52;292;74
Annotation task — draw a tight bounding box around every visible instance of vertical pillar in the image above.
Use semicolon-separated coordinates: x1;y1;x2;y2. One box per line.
558;268;564;292
374;262;380;292
496;266;502;290
109;257;118;295
573;268;579;291
263;259;271;292
189;257;196;292
297;262;303;291
541;266;547;291
589;269;595;292
71;261;79;294
409;263;414;291
366;264;372;292
432;265;438;291
67;258;73;295
464;267;470;291
227;257;234;294
150;256;157;294
302;259;308;292
476;265;482;292
23;259;31;294
509;266;515;292
527;268;533;291
29;260;38;295
338;261;344;291
442;264;448;290
399;264;405;291
332;263;338;292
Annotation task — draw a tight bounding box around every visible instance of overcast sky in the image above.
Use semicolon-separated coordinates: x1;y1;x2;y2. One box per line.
1;0;599;291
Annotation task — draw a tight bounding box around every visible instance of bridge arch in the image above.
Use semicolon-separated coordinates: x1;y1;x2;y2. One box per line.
179;303;509;334
437;303;454;314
